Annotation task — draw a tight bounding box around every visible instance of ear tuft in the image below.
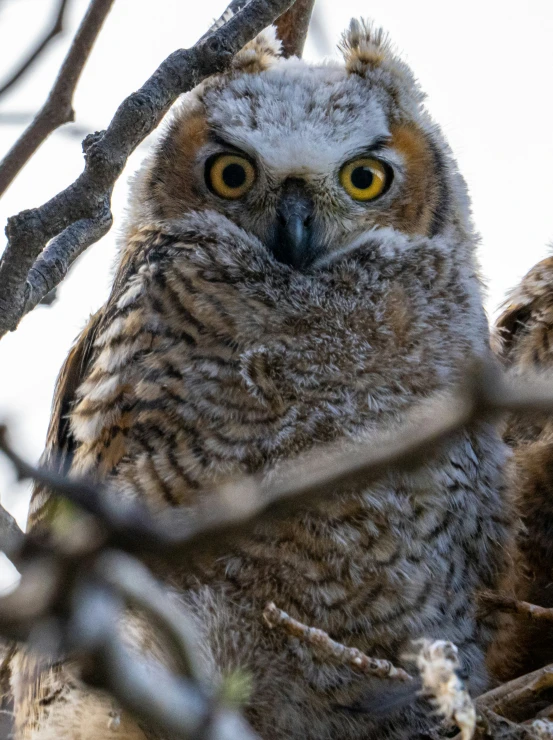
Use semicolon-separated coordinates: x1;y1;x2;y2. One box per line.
339;18;393;75
233;26;283;73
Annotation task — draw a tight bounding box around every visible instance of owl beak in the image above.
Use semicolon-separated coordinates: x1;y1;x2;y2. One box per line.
271;179;315;269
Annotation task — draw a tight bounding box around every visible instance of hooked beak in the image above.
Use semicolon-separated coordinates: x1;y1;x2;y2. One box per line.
269;179;317;269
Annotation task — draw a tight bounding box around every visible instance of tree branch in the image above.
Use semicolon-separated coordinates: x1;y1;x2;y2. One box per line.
0;0;296;339
0;0;115;198
275;0;315;57
1;363;553;566
23;190;113;314
70;579;258;739
209;0;315;58
95;551;203;681
0;501;23;543
1;365;553;737
476;664;553;721
0;0;71;99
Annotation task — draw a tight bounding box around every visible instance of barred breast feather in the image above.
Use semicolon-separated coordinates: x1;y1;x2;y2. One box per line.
23;211;514;740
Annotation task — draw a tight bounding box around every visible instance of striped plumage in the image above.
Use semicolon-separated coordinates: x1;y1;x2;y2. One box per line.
495;257;553;677
13;20;515;740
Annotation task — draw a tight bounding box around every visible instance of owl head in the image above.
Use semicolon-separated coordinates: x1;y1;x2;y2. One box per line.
127;20;471;270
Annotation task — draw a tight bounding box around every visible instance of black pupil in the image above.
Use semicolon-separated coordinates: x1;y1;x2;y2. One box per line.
222;163;246;189
351;166;374;190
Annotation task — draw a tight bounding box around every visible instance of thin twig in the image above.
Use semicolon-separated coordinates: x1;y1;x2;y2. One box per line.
0;0;115;197
0;111;98;140
0;0;71;99
263;602;412;681
480;593;553;623
0;0;296;339
477;664;553;720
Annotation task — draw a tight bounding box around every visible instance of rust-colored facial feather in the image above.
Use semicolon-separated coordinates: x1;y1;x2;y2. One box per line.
142;112;451;255
383;123;449;237
147;110;210;220
130;50;461;268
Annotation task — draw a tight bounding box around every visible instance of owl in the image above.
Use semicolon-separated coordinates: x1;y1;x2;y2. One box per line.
494;258;553;677
12;20;515;740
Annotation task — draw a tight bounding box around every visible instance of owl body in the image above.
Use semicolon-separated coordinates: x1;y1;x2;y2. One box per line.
14;22;514;740
494;258;553;677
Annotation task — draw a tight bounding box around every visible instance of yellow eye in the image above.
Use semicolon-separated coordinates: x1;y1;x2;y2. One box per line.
206;153;256;199
339;157;390;202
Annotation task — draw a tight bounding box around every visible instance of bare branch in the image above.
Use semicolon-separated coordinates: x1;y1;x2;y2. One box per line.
0;0;295;339
70;580;259;740
71;581;208;737
95;551;203;681
474;708;536;740
23;191;113;314
0;0;71;99
477;664;553;721
0;0;116;198
211;0;316;59
275;0;315;57
263;602;413;681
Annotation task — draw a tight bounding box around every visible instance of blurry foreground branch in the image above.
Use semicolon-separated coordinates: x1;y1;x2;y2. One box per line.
2;362;552;565
0;0;308;338
0;365;552;736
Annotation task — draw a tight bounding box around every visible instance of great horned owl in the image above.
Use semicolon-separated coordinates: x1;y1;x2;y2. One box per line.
12;20;515;740
495;258;553;677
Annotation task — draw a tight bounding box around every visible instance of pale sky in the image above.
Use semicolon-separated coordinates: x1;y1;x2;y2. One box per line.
0;0;552;586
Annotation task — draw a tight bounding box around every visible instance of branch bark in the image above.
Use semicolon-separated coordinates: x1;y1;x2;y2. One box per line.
22;191;113;315
0;0;297;340
0;0;115;197
263;602;413;681
477;664;553;722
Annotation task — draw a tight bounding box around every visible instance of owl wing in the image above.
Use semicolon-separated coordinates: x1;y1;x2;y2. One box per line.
14;235;162;736
14;309;106;736
26;226;166;533
495;256;553;371
26;308;105;532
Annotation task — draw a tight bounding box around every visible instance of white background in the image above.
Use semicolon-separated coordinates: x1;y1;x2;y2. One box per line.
0;0;552;586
